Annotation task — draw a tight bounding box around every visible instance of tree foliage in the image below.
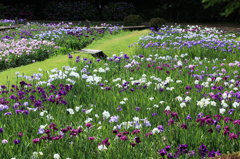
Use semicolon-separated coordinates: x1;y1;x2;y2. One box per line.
202;0;240;17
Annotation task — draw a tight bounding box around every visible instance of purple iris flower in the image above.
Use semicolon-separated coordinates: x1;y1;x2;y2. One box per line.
68;54;73;59
13;139;21;144
4;112;12;116
199;144;209;157
152;113;158;117
165;145;171;151
188;150;195;156
117;106;122;111
186;114;192;120
157;125;164;132
228;109;235;114
158;149;167;156
135;107;140;111
109;116;119;123
38;128;45;134
32;138;41;143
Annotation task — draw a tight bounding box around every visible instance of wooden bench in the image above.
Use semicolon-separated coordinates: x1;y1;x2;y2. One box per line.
0;24;24;31
0;26;16;31
79;49;108;59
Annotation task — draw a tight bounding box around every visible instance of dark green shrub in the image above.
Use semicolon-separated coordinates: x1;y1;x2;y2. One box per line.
124;15;143;26
0;4;7;18
149;18;166;28
43;1;97;20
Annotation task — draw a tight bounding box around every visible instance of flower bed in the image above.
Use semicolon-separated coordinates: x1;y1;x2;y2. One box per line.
0;19;15;26
137;25;240;61
34;26;120;50
0;23;122;71
0;39;58;71
0;25;239;158
0;19;25;26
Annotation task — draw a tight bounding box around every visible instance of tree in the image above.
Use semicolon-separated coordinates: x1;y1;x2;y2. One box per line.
202;0;240;17
0;3;8;18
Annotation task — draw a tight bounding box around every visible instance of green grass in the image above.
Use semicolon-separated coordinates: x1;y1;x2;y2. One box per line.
0;53;89;86
85;30;149;55
0;30;149;85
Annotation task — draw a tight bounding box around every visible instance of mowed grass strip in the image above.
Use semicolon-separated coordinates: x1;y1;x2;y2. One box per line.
86;29;150;55
0;29;150;85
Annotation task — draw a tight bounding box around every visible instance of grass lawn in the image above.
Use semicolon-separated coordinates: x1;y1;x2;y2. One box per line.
0;29;149;85
85;29;149;54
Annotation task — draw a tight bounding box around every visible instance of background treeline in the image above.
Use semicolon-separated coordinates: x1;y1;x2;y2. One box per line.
0;0;239;23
